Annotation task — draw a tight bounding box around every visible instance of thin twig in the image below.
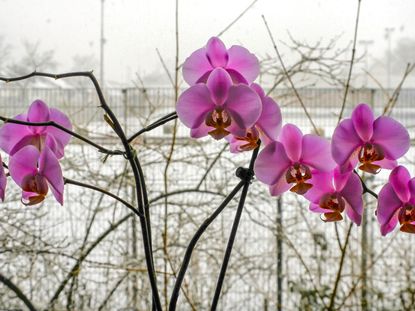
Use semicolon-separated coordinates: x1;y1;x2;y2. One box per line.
327;222;353;310
98;273;129;311
383;63;415;116
168;181;245;311
196;143;228;190
337;0;362;124
354;170;378;199
128;112;178;143
262;15;320;134
156;48;175;88
0;272;38;311
216;0;259;37
64;178;142;217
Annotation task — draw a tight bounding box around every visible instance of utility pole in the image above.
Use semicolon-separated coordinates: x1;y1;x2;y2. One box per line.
100;0;105;87
384;27;395;90
359;40;374;88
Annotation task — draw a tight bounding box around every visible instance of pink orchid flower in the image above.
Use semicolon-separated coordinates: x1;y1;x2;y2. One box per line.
0;99;72;159
332;103;409;174
0;155;6;202
377;165;415;235
177;68;262;140
183;37;259;85
304;168;363;225
254;124;336;196
9;145;64;206
226;83;282;153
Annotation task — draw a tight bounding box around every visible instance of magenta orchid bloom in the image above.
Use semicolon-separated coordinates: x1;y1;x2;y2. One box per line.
0;154;6;202
254;124;336;196
304;168;363;225
183;37;260;85
226;83;282;153
0;99;72;159
377;166;415;235
332;103;409;174
9;145;64;206
177;68;262;140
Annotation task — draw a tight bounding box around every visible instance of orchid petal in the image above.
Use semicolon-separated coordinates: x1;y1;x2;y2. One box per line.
331;119;362;168
344;200;362;226
278;124;303;162
9;145;39;186
47;108;72;149
341;172;363;225
254;141;291;186
301;134;335;171
226;69;248;84
176;84;215;128
39;147;64;205
372;158;397;170
224;84;261;130
226;122;246;138
227;45;260;84
377;183;403;236
372;116;410;160
333;167;352;192
0;155;6;201
189;122;212;138
256;96;282;142
389;166;411;203
269;176;291;196
408;179;415;203
182;47;213;85
304;170;334;203
206;68;232;105
0;113;32;154
250;83;265;99
351;104;374;142
206;37;228;68
27;100;50;133
309;203;332;214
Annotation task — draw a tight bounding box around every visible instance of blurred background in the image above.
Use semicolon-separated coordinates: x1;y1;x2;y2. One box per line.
1;1;415;310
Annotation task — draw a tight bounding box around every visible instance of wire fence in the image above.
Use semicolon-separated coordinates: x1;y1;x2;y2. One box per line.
0;86;415;310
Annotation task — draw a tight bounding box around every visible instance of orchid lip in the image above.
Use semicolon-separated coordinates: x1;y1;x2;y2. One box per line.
206;108;231;140
398;204;415;233
285;163;313;195
358;143;384;174
318;193;346;222
234;129;259;152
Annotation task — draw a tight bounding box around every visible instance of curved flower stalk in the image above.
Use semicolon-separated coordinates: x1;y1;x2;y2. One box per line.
183;36;259;85
377;166;415;235
254;124;335;196
176;68;262;140
304;168;363;225
332;103;409;174
0;155;6;202
0;99;72;159
9;145;64;206
226;83;282;153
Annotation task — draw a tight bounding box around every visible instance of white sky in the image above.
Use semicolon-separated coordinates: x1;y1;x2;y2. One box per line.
1;0;414;86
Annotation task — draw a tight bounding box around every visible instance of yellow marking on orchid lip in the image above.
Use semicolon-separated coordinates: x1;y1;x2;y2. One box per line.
321;212;344;222
205;108;231;140
358;143;384;174
398;204;415;234
234;129;259;152
286;163;313;195
318;193;346;223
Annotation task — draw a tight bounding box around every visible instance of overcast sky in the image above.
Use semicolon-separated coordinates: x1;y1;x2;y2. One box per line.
1;0;414;86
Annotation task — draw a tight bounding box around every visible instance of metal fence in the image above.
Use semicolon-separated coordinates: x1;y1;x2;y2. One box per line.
0;86;415;310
